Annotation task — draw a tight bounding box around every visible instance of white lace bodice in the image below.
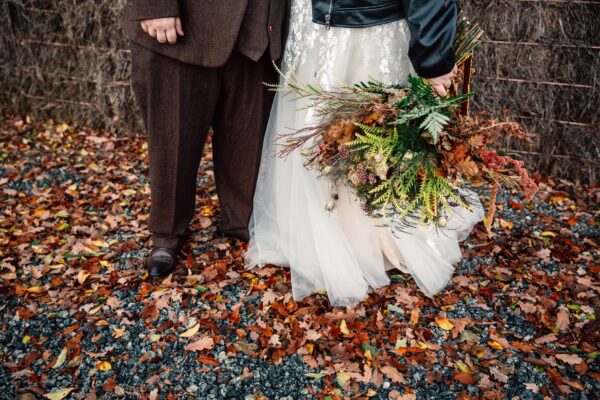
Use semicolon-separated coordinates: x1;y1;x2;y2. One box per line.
283;0;415;88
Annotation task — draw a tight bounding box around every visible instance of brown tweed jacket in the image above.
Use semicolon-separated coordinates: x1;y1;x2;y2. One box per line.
125;0;288;67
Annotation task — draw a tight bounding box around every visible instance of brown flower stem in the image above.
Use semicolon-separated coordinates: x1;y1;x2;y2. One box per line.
484;183;499;237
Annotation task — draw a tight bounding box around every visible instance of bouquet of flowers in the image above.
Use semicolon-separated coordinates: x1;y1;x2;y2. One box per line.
273;17;539;235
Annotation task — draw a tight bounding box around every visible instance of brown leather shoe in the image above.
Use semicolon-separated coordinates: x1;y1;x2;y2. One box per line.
146;247;178;278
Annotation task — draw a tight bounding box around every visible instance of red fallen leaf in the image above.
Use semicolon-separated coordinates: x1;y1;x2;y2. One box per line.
566;216;577;227
547;368;563;387
575;361;589;375
155;320;174;333
17;307;35;319
392;347;427;356
563;378;585;391
139;303;158;323
228;304;241;324
197;355;219;366
102;375;117;392
271;348;284;365
454;371;477;385
508;199;525;210
186;253;195;269
510;341;534;352
62;324;80;336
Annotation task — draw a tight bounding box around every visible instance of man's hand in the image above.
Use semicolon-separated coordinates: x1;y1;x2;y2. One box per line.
140;17;184;44
426;64;458;97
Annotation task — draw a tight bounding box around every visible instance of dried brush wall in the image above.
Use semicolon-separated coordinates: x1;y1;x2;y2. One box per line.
1;0;599;182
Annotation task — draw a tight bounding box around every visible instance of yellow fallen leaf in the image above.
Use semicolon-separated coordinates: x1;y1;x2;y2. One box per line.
241;272;256;280
26;286;44;294
435;317;454;331
95;361;112;371
305;343;314;354
499;219;513;229
336;371;351;387
77;270;91;285
410;306;420;326
180;323;200;338
22;335;31;344
541;231;556;237
149;333;162;342
99;260;112;268
455;360;473;374
52;348;68;369
33;208;48;217
339;319;350;335
45;388;74;400
488;340;504;350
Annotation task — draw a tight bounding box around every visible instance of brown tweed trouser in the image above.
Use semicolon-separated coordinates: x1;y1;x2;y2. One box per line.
131;43;278;249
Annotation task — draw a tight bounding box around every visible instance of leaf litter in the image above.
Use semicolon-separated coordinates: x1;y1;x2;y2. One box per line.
0;117;598;399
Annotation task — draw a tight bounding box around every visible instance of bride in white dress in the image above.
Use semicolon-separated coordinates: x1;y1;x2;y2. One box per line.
245;0;484;307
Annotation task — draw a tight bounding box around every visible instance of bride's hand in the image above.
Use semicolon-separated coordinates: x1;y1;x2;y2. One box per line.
425;64;458;97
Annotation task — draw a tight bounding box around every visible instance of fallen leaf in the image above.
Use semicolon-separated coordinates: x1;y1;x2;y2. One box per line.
180;323;200;338
95;361;112;371
380;365;405;383
435;318;454;331
184;336;215;352
336;371;351;387
339;319;350;335
556;354;584;365
44;388;74;400
52;348;68;369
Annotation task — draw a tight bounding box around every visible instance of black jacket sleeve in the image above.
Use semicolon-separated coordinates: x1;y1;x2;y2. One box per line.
402;0;458;78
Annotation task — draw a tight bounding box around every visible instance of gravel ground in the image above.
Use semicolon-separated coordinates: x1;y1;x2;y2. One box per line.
0;118;598;399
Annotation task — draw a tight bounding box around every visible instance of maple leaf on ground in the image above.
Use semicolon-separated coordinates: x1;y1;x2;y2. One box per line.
555;354;584;365
262;289;279;306
489;366;509;383
184;336;215;352
380;365;406;384
305;329;321;341
268;334;282;347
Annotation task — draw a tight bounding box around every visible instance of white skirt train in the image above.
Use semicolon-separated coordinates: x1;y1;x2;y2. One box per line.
245;0;484;307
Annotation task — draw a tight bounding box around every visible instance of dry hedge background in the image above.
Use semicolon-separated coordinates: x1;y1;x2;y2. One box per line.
1;0;599;182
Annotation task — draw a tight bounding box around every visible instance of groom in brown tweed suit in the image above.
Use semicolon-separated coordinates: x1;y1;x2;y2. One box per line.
125;1;289;277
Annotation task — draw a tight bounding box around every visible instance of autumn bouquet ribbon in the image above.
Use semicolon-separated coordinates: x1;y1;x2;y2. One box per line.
273;17;539;234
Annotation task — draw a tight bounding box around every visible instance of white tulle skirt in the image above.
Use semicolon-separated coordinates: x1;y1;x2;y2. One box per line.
245;1;484;307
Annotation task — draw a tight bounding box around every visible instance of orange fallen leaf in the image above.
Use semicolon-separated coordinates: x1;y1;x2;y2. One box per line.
96;361;112;371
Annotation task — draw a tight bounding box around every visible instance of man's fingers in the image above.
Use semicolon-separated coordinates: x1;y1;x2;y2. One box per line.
141;21;148;33
175;18;184;36
156;29;168;43
452;65;458;75
433;84;447;97
166;28;178;44
148;26;157;38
